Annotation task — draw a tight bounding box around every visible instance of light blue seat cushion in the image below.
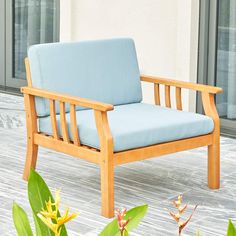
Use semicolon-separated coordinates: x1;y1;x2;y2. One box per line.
38;103;214;152
28;38;142;117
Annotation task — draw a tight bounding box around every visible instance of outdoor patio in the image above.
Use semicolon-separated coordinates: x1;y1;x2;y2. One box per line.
0;92;236;236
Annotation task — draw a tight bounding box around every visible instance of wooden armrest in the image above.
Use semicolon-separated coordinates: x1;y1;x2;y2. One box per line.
21;87;114;112
141;74;223;94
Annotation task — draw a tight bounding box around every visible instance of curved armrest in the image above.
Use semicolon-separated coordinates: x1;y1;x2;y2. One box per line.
141;74;223;94
21;87;114;112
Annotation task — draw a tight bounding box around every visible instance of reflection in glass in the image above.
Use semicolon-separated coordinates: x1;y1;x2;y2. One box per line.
13;0;58;79
216;0;236;120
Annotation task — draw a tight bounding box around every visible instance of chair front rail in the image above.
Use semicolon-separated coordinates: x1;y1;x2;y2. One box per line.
114;134;213;165
34;133;101;164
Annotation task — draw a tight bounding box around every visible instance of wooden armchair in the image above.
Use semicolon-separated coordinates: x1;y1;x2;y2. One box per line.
21;38;222;218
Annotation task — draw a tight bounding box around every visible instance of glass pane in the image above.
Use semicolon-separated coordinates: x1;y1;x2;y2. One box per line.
216;0;236;120
13;0;58;80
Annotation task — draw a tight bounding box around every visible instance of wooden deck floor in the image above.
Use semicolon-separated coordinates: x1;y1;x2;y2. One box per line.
0;92;236;235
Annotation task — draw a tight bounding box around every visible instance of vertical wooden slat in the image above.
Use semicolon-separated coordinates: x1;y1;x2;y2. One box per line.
59;102;69;143
70;104;80;146
50;100;59;140
154;84;161;105
176;87;182;110
165;85;171;108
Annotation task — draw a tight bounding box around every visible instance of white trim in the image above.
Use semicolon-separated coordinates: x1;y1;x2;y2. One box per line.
176;0;200;112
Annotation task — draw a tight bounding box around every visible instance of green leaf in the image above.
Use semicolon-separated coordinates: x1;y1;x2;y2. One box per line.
12;202;34;236
99;205;148;236
123;229;129;236
227;219;236;236
33;211;43;236
196;230;200;236
99;217;119;236
125;204;148;232
28;169;68;236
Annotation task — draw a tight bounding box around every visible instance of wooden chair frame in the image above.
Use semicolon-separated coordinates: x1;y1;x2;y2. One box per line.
22;59;223;218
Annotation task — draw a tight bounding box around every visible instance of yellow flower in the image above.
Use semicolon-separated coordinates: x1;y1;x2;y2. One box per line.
37;213;58;235
54;189;61;208
58;208;78;227
37;189;78;236
173;195;183;208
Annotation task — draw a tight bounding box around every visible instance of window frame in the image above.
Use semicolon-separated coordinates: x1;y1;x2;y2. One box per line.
1;0;60;92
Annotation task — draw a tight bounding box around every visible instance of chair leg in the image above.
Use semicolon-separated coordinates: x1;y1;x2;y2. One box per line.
101;159;114;218
23;94;38;181
23;138;38;181
208;139;220;189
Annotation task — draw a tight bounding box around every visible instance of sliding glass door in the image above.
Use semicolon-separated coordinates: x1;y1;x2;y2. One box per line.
1;0;59;91
216;0;236;134
0;0;5;88
198;0;236;137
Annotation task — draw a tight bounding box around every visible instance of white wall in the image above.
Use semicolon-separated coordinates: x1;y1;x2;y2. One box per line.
60;0;199;111
60;0;71;42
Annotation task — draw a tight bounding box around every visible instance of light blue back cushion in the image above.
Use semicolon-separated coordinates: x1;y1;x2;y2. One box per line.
28;38;142;117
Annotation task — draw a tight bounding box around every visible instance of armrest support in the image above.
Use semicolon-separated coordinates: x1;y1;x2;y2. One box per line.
141;74;223;94
140;75;222;132
21;87;114;112
22;86;114;151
